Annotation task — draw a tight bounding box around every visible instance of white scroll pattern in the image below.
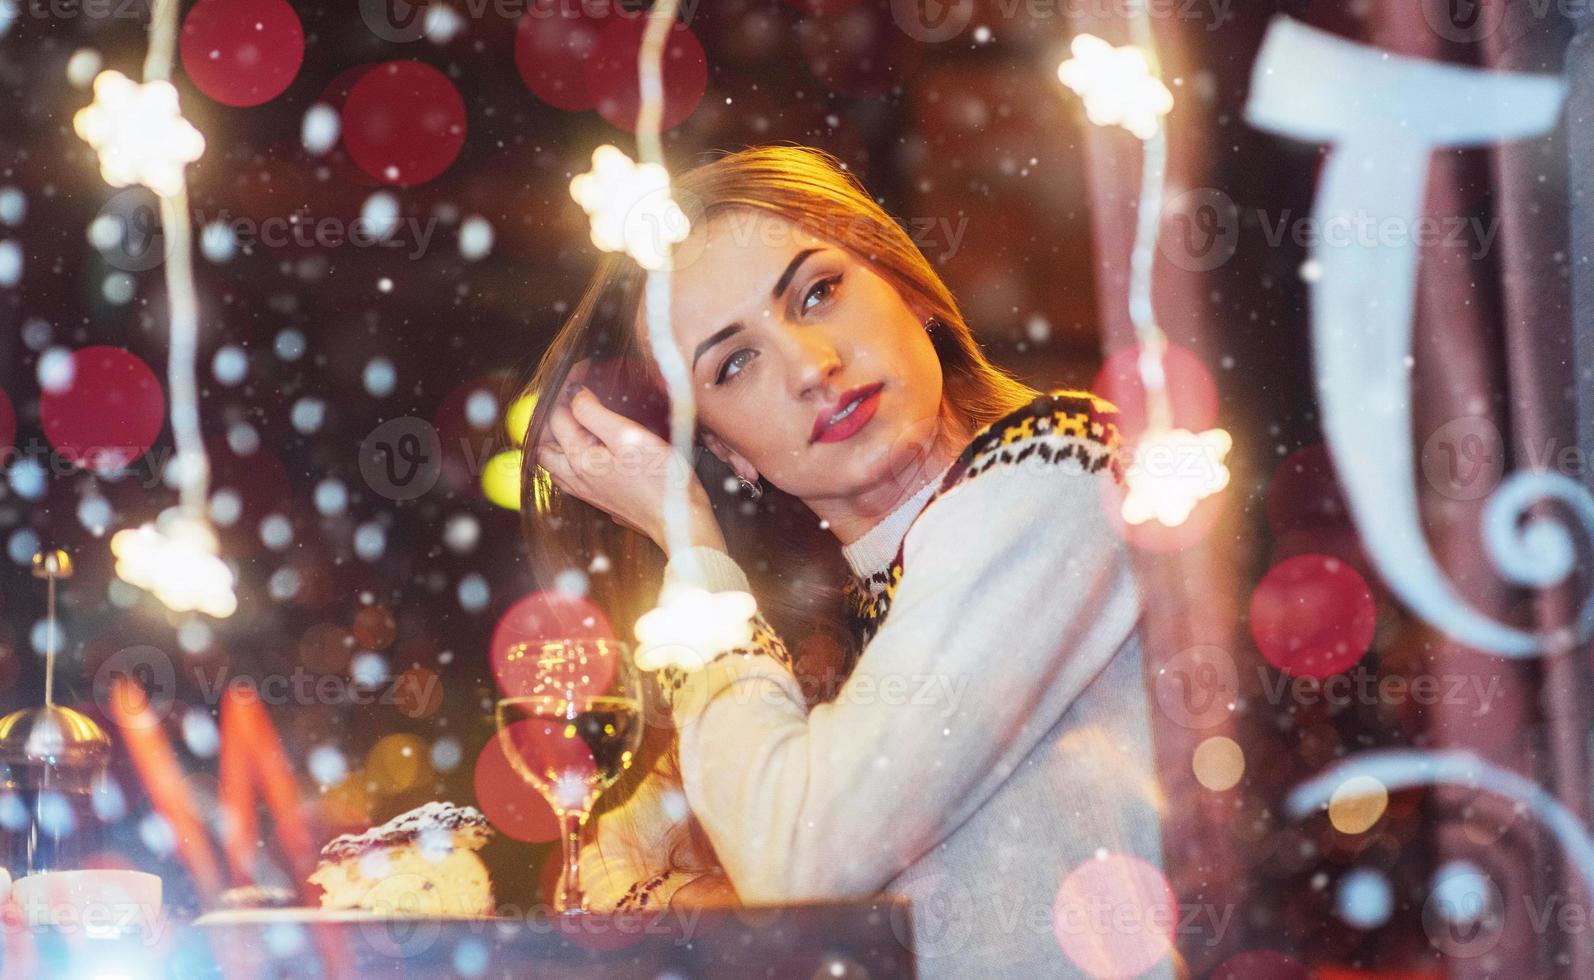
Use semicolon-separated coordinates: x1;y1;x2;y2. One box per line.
1243;18;1589;658
1286;750;1594;895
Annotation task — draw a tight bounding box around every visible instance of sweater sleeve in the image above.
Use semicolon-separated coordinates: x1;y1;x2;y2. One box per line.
657;455;1142;903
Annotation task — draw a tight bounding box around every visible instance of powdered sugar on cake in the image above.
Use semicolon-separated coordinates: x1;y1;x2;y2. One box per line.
319;801;489;862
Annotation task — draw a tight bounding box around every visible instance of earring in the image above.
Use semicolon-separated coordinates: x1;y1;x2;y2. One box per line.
738;476;764;501
924;316;940;334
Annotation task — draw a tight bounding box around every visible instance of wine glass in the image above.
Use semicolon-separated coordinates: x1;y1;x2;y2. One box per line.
495;637;644;915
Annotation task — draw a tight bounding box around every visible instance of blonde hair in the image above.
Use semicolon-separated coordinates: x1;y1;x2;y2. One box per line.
515;144;1038;886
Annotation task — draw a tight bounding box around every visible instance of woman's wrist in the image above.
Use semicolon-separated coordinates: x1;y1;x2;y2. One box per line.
652;490;726;556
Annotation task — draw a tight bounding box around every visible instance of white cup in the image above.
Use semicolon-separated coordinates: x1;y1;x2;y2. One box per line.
10;869;162;938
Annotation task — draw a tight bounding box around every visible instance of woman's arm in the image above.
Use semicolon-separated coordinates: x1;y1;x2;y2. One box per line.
581;760;710;911
659;458;1142;903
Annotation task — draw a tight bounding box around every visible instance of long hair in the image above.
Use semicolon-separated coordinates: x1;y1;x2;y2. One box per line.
515;144;1038;883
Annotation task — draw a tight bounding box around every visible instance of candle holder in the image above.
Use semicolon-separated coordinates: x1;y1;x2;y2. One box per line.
0;551;112;879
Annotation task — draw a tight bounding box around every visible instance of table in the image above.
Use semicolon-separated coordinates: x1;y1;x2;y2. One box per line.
10;901;918;979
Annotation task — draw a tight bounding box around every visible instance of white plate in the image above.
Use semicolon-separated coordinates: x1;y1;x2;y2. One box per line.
194;907;488;925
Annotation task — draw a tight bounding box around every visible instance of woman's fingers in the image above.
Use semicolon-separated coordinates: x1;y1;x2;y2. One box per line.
547;398;601;456
535;442;577;489
569;388;652;451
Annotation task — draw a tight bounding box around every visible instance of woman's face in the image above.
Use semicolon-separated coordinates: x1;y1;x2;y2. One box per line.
645;208;947;516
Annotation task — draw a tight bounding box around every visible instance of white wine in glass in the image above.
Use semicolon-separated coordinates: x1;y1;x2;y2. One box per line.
494;636;643;914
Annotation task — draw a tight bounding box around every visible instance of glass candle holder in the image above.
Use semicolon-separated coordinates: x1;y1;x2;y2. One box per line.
0;705;111;879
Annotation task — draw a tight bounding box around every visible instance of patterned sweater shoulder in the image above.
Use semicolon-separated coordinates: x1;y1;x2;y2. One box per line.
843;387;1125;646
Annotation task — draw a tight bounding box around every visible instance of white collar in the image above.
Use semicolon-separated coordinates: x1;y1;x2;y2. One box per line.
839;465;950;578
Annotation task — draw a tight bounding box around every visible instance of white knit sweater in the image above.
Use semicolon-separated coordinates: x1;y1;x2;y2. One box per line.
582;391;1169;978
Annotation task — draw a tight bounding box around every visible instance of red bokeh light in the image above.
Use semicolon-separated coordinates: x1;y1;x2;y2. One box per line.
1249;553;1377;679
206;438;292;529
39;346;165;474
474;733;560;843
514;1;607;111
584;17;707;132
490;591;617;699
432;372;519;496
341;61;467;186
1265;443;1351;538
180;0;304;107
1053;853;1177;979
1091;342;1220;443
0;385;14;454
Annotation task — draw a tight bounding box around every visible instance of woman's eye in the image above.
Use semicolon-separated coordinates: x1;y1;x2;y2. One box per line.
802;275;841;314
715;349;754;385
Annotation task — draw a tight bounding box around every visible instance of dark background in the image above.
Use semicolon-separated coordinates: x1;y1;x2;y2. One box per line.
3;2;1585;978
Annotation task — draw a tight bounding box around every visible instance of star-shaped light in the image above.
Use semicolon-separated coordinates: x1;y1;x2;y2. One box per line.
633;587;757;672
1057;34;1174;141
568;144;690;271
1121;427;1233;527
73;70;205;198
110;507;237;618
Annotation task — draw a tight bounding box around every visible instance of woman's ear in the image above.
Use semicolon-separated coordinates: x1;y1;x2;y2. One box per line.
700;429;759;484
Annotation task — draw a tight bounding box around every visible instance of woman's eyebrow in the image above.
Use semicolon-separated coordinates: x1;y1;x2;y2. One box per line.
771;247;821;299
692;323;743;372
691;248;825;374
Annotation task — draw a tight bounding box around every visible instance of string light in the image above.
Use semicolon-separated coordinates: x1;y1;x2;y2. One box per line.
77;0;233;616
1122;427;1233;527
110;508;238;619
560;0;755;673
1058;15;1232;529
568;144;690;272
72;70;205;197
1056;34;1173;140
633;587;757;672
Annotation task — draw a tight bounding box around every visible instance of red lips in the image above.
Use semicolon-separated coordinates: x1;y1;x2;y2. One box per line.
811;382;884;444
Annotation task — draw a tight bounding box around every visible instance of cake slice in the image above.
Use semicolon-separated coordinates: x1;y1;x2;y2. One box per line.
309;801;494;917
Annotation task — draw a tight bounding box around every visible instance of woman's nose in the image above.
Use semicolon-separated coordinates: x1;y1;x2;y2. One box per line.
789;330;842;396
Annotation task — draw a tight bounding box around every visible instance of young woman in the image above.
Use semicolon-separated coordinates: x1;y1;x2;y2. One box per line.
519;145;1167;977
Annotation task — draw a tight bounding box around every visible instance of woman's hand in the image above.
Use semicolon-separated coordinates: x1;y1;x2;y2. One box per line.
669;871;738;908
535;385;726;555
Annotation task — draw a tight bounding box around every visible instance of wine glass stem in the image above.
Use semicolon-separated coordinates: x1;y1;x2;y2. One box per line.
561;811;587;914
